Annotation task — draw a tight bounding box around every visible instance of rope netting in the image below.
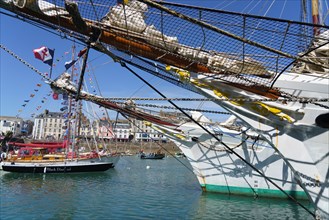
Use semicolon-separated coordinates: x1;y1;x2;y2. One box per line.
1;0;329;89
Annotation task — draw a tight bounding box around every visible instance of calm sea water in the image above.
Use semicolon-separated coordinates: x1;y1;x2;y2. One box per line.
0;156;313;220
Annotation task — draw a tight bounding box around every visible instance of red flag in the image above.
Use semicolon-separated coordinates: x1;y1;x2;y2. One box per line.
78;48;88;57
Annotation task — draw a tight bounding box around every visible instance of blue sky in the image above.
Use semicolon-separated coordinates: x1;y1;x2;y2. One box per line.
1;0;328;122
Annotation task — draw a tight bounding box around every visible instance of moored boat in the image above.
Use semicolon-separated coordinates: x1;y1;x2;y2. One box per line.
1;141;119;173
1;159;115;173
140;152;165;159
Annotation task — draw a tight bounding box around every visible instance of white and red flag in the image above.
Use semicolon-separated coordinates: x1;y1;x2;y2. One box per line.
33;46;54;66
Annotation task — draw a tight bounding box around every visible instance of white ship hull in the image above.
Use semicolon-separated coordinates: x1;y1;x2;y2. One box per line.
185;71;329;218
149;122;308;199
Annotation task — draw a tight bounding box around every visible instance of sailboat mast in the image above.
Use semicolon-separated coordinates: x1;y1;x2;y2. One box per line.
66;44;76;159
311;0;320;35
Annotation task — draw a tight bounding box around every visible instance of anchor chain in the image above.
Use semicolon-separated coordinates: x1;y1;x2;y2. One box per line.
101;96;329;104
109;101;231;115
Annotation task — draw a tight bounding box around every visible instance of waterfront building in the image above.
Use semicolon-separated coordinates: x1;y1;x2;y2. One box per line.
25;110;173;142
129;118;168;143
0;116;23;136
112;120;132;142
32;112;64;140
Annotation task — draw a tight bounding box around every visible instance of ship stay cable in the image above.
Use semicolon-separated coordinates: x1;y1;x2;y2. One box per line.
119;61;316;218
0;40;318;217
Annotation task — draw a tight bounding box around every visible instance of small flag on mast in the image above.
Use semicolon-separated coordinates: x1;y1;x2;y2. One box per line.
33;46;55;67
64;47;88;70
64;60;76;70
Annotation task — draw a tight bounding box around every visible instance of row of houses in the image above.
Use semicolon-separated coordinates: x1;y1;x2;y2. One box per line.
0;111;170;142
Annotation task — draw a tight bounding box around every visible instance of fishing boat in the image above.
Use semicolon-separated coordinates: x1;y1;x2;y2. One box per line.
0;0;328;218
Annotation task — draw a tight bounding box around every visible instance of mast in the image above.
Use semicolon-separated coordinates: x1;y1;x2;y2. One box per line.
311;0;320;35
66;44;76;160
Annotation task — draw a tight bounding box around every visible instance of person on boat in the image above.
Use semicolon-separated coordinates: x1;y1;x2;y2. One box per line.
0;131;12;152
0;151;7;161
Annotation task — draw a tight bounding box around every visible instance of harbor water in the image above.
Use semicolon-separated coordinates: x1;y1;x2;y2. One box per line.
0;156;313;220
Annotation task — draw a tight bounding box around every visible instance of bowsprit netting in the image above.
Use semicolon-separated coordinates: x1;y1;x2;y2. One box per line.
1;0;328;89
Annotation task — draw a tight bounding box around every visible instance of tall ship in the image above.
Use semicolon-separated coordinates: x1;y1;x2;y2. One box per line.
45;74;315;218
0;0;328;218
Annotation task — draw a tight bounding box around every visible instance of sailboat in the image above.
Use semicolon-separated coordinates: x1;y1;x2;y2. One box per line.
1;49;120;174
1;141;119;173
0;0;328;218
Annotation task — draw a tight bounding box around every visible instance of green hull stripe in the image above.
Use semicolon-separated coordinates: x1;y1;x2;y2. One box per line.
201;184;308;200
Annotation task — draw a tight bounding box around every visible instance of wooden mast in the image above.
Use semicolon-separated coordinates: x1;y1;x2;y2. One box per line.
311;0;320;35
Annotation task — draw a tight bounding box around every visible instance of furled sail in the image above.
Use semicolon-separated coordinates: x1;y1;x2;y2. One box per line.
292;30;329;73
1;0;328;91
51;73;180;127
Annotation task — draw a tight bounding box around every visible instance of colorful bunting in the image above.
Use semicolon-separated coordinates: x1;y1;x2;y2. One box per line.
60;106;68;111
53;92;59;100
